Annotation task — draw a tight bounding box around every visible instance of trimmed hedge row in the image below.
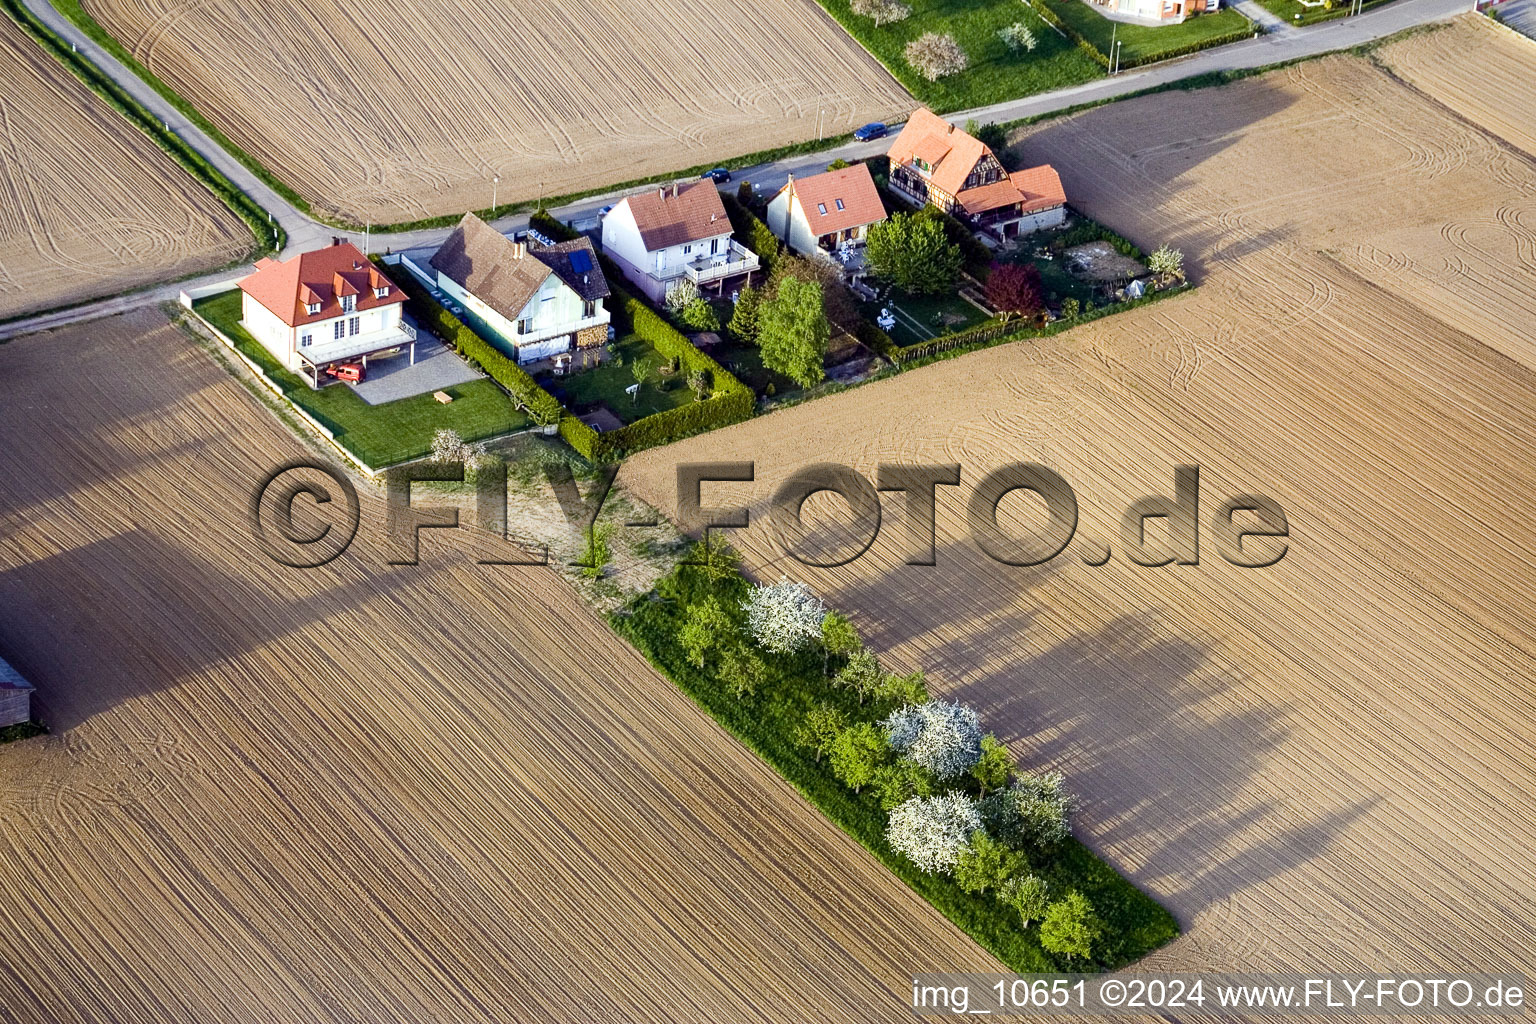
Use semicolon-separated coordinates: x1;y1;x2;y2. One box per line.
2;0;279;255
388;265;564;424
1028;0;1116;69
719;191;783;276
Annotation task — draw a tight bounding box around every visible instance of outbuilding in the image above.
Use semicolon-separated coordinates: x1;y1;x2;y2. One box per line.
0;654;35;729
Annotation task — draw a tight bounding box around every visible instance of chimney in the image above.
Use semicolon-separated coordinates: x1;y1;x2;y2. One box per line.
658;187;666;201
672;183;679;199
511;240;526;259
332;236;342;247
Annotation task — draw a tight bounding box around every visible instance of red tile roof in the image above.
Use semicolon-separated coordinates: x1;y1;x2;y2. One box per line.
886;107;992;198
776;163;887;236
238;241;404;328
956;164;1067;216
622;180;731;251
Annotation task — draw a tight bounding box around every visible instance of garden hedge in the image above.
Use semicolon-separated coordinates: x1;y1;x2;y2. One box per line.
719;191;783;276
1027;0;1254;70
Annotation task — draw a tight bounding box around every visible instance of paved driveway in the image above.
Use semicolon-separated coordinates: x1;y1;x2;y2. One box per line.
350;332;481;405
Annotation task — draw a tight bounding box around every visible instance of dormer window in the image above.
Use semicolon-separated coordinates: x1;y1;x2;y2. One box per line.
340;294;356;313
373;286;389;299
305;301;321;315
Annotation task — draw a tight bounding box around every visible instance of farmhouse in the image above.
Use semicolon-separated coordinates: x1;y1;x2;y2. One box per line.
428;214;610;365
238;241;414;386
0;654;34;729
886;109;1067;241
601;181;759;303
766;164;887;259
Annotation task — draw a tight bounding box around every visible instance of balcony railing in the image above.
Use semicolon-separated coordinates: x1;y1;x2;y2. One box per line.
685;240;760;286
301;322;417;364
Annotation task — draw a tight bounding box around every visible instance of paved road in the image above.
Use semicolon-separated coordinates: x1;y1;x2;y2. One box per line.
1492;0;1536;36
0;0;1470;341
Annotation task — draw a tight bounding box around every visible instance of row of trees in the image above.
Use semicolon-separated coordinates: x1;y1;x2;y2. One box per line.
676;569;1105;962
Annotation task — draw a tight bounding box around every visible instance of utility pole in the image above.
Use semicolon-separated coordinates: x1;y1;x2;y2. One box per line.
1108;24;1117;74
364;220;370;254
492;175;500;215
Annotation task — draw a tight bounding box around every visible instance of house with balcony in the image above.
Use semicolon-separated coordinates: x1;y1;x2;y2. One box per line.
600;181;759;303
1091;0;1213;23
426;213;611;366
238;240;415;387
886;109;1068;242
766;163;887;264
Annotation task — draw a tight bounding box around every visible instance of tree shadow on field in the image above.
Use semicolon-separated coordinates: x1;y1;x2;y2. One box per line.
819;538;1377;923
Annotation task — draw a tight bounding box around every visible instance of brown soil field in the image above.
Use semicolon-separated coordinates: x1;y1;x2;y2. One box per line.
0;310;1001;1022
79;0;910;225
1377;16;1536;162
0;17;247;320
622;34;1536;1001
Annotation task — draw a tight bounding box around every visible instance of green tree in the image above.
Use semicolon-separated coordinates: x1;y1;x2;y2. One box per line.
954;831;1025;896
999;874;1051;927
757;276;828;388
829;722;888;793
1039;890;1102;962
973;734;1013;797
876;669;929;707
630;355;657;403
821;611;861;675
833;649;882;704
727;284;763;344
826;157;852;171
1060;296;1080;320
678;597;733;670
871;759;935;811
865;212;962;295
794;703;846;763
718;641;768;698
964;117;1006;153
679;297;720;330
687;369;711;401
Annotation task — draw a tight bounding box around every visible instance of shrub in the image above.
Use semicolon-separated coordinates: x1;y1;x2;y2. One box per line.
1148;244;1186;281
687;369;711;400
665;278;701;312
886;792;982;874
678;297;720;330
743;577;826;654
885;699;984;781
998;22;1039;52
905;32;968;82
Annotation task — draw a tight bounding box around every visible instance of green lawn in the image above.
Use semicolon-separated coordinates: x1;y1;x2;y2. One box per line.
812;0;1104;110
1254;0;1395;26
193;291;529;468
614;553;1180;972
1037;0;1255;64
867;289;993;348
545;335;699;425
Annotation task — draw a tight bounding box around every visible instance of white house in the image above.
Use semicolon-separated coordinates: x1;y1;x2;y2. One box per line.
767;163;887;259
238;240;414;386
426;213;610;365
0;654;34;729
600;181;759;303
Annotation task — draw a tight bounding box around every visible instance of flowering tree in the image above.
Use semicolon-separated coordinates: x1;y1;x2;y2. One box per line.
997;22;1038;52
884;699;983;780
1000;874;1051;927
1148;245;1185;282
664;278;700;311
905;33;968;82
851;0;911;25
886;792;982;874
979;770;1073;850
742;577;826;654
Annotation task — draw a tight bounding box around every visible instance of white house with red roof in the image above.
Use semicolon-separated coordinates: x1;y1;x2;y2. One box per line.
886;109;1068;242
766;163;887;259
238;240;415;385
600;181;759;302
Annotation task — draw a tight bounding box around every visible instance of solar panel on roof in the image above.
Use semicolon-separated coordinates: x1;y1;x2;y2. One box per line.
569;249;593;273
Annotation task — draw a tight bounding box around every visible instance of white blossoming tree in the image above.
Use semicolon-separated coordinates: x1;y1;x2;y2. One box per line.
884;699;983;780
742;577;826;655
1147;245;1185;282
885;792;982;874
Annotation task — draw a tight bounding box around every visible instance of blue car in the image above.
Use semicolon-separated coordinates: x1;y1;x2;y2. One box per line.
853;122;888;142
701;167;732;183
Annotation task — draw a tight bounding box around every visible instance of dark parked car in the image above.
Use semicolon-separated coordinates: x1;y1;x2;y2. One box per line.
701;166;732;183
853;122;888;142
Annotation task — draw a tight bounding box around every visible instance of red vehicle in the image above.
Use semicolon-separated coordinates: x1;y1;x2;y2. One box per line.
325;362;365;382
